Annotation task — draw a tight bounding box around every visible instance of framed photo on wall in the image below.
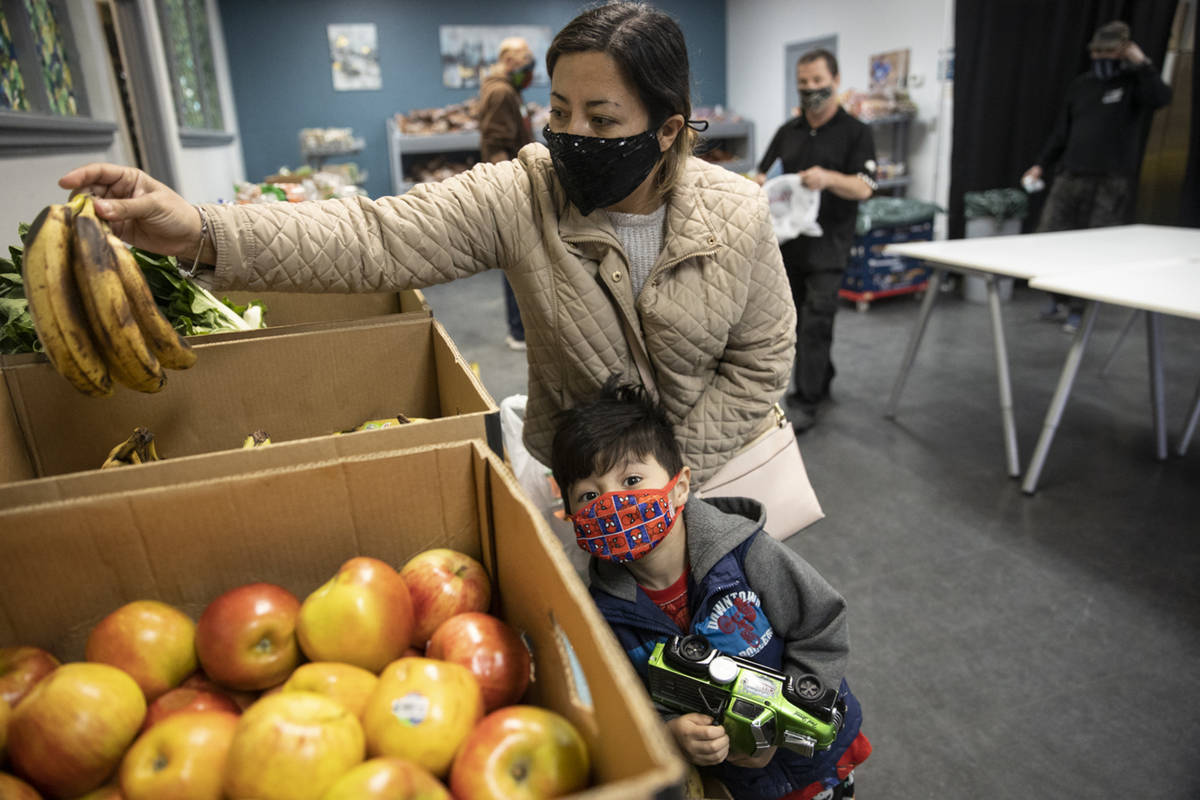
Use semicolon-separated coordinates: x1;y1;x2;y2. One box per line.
328;23;381;91
439;24;552;89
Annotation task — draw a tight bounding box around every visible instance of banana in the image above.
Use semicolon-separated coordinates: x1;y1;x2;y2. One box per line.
71;196;166;393
108;232;197;370
242;430;271;448
21;201;113;397
101;427;159;468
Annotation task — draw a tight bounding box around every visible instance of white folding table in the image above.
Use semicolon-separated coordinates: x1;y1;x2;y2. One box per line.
883;225;1200;482
1025;257;1200;493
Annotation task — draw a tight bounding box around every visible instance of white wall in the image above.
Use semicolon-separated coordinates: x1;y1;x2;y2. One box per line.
727;0;952;206
0;0;243;254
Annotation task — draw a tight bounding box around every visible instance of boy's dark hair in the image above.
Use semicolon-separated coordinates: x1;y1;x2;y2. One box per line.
798;48;839;78
550;376;684;510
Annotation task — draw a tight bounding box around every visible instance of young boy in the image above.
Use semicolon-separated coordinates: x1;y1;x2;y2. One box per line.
550;380;870;800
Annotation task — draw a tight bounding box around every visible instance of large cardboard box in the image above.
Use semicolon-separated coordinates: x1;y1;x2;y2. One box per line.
221;288;431;326
0;315;499;486
0;440;687;799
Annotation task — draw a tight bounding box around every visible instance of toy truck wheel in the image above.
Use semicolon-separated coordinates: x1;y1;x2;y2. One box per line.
678;635;715;663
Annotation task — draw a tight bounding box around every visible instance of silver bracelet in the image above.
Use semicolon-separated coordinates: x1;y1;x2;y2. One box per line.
184;205;210;278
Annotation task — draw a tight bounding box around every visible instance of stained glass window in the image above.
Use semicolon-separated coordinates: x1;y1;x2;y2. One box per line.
21;0;76;115
0;6;29;111
159;0;223;131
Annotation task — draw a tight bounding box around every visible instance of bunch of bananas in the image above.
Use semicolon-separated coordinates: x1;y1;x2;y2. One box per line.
21;194;196;397
101;427;161;469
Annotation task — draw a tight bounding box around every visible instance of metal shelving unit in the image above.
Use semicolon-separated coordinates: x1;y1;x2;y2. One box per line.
387;119;483;194
695;119;755;174
863;113;915;197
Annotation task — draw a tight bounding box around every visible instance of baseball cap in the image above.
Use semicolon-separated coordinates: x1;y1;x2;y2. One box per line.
1089;21;1130;52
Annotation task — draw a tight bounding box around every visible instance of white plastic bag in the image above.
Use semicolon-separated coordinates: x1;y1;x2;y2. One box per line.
499;395;590;579
764;174;823;243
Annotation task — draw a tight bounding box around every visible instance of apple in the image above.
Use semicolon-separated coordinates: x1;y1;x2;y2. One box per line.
362;657;483;777
223;691;364;800
8;662;146;798
179;671;258;711
85;600;198;702
0;696;9;761
72;784;125;800
399;549;491;647
297;557;414;673
277;662;378;720
426;613;531;712
0;646;60;708
0;773;42;800
142;686;241;731
195;582;301;691
320;757;452;800
449;706;590;800
119;710;238;800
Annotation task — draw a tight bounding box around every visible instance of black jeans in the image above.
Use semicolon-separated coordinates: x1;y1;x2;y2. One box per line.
1037;172;1130;312
780;237;844;409
502;273;524;340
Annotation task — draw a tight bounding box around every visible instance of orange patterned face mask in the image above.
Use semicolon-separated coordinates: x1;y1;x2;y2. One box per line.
569;472;683;562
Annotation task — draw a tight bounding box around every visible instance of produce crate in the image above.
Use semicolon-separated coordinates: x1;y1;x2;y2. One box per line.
220;288;431;328
0;439;688;799
0;315;498;487
839;219;934;310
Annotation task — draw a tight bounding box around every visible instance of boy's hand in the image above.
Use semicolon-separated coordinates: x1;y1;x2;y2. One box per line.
726;744;777;769
667;713;729;766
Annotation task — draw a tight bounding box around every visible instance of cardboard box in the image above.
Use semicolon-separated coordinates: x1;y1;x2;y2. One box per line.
0;316;499;487
0;440;687;799
222;288;431;326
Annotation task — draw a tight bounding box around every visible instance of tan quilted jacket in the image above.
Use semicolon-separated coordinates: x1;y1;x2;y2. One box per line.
204;144;796;483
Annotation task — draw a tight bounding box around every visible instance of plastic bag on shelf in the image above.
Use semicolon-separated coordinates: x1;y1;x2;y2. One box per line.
964;188;1029;221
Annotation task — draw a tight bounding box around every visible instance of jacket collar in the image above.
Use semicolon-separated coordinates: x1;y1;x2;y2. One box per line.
587;495;766;602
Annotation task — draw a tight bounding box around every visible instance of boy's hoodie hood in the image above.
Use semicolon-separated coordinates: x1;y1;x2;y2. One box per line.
588;496;766;601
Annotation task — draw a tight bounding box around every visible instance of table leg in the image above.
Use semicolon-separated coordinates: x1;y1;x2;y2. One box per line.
1022;300;1100;495
885;266;943;420
1146;311;1167;460
1099;308;1138;377
986;274;1020;477
1178;375;1200;456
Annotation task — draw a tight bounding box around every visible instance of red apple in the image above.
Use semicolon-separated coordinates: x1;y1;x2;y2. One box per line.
321;757;452;800
362;657;483;777
277;662;378;720
0;773;42;800
297;557;414;673
449;706;590;800
8;662;146;798
85;600;198;702
119;710;238;800
179;671;258;711
0;646;60;708
141;686;241;731
426;613;531;712
222;691;365;800
195;582;301;691
399;549;491;648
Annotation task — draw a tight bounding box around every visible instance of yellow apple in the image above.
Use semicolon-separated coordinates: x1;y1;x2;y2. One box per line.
297;557;414;673
279;662;379;720
0;696;9;762
85;600;198;702
0;772;42;800
320;757;452;800
8;662;146;798
362;657;483;777
223;691;365;800
119;710;238;800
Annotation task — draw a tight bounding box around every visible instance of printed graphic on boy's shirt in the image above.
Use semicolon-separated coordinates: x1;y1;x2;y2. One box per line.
702;589;775;657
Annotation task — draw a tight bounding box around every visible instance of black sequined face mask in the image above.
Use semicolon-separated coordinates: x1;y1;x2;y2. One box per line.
542;124;663;215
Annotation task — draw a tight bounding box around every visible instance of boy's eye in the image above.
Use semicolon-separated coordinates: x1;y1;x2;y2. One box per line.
577;490;598;504
623;475;642;488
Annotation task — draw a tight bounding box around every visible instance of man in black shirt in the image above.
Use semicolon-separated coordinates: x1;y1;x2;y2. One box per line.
756;49;876;432
1023;21;1171;331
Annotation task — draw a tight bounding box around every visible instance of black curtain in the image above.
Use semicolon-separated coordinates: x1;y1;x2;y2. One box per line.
950;0;1181;238
1182;4;1200;227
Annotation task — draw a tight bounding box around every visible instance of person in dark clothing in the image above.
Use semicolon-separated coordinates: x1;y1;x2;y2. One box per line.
477;36;536;350
755;50;876;432
1023;20;1172;332
550;379;871;800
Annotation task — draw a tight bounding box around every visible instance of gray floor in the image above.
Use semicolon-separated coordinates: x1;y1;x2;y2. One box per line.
423;270;1200;797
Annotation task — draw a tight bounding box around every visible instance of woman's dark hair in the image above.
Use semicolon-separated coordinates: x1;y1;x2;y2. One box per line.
550;376;684;512
546;2;696;198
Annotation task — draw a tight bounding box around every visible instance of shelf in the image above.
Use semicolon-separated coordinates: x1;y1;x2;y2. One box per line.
392;130;481;154
862;112;916;125
876;176;911;189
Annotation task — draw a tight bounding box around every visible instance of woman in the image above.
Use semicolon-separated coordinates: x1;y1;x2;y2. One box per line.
59;2;795;485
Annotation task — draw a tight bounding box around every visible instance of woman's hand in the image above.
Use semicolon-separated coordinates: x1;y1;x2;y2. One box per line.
58;163;203;259
666;713;730;766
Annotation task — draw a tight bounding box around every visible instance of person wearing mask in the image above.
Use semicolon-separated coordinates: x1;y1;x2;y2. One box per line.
755;50;876;433
59;2;795;490
1022;21;1171;333
478;36;536;351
